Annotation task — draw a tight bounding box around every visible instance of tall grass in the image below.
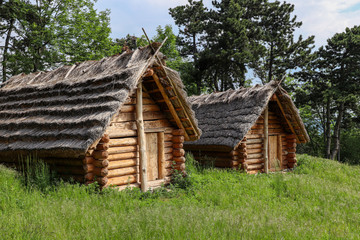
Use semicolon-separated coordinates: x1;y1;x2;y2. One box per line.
0;154;359;239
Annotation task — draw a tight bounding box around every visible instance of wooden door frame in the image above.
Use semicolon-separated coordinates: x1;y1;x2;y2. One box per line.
144;129;166;181
268;134;283;171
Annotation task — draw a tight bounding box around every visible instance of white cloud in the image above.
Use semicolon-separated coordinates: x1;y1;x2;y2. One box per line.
287;0;360;47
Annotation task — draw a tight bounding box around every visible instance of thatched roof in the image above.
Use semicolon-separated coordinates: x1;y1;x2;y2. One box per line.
185;81;309;149
0;44;199;159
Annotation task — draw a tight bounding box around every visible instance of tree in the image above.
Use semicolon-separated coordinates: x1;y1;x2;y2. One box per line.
296;25;360;160
0;0;120;83
252;1;315;83
169;0;208;94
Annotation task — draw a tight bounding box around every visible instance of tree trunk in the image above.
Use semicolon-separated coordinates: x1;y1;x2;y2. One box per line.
192;32;201;94
2;18;14;83
330;102;345;160
325;96;331;159
267;42;274;83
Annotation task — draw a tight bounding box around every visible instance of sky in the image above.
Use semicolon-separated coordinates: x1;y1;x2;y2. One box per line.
94;0;360;48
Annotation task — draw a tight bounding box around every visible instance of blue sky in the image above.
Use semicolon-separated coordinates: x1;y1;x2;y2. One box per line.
95;0;360;47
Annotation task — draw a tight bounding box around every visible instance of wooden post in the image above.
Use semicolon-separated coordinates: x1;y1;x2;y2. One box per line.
157;132;165;179
136;82;148;192
264;106;269;174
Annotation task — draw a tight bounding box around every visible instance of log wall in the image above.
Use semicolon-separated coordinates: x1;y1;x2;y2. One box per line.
101;91;177;188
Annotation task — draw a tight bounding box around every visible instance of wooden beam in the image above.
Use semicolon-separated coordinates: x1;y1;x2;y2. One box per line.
275;95;300;143
136;82;148;192
152;73;190;140
158;132;165;179
264;106;269;174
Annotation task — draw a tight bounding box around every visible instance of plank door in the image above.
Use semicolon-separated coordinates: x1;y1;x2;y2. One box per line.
268;135;282;171
145;132;165;181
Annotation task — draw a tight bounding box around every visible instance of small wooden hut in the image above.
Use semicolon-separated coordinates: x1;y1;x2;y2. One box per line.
0;44;201;190
184;81;309;173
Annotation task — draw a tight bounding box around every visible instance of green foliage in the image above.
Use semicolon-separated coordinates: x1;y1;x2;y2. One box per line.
19;155;58;192
1;154;360;238
1;0;120;81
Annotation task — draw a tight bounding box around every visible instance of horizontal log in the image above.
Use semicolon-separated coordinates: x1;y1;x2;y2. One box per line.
112;111;165;122
246;143;262;149
120;104;160;113
109;119;171;130
92;150;109;160
246;138;263;144
96;143;109;151
165;148;173;154
174;162;185;171
174;157;185;163
85;172;94;181
172;129;185;136
246;134;264;139
165;160;175;169
172;136;184;143
108;166;137;178
165;153;173;161
173;149;185;157
172;143;182;149
165;142;173;148
287;148;296;153
123;96;153;105
92;167;108;177
108;158;137;170
83;164;94;172
287;153;296;158
100;134;110;143
96;177;108;186
93;159;109;168
286;134;297;139
287;158;297;163
288;162;296;168
237;147;247;153
287;138;297;143
286;142;297;148
247;148;263;154
245;159;264;165
247;153;263;159
106;174;137;186
247;163;263;170
109;137;137;147
108;152;138;161
108;146;138;155
164;134;172;142
106;128;137;138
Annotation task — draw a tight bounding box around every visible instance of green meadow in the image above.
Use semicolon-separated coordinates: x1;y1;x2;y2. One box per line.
1;154;359;239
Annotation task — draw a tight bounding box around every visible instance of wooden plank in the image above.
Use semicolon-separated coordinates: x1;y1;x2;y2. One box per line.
106;128;137;138
108;166;137;178
269;136;278;171
278;135;283;170
152;73;190;141
264;106;269;174
108;159;137;170
112;111;166;122
158;132;165;179
146;132;158;181
107;152;138;161
108;146;138;155
106;174;137;187
137;83;148;192
109;137;137;147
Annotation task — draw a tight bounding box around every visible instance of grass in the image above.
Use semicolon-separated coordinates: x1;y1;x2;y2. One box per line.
0;154;360;239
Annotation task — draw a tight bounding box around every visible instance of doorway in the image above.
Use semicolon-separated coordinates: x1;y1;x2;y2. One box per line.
268;135;282;171
144;132;165;181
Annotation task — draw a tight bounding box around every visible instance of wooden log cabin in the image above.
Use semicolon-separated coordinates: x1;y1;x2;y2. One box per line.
184;81;309;173
0;44;201;190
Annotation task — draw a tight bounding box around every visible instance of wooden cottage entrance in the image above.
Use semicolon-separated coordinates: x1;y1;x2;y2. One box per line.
145;132;165;181
268;135;282;171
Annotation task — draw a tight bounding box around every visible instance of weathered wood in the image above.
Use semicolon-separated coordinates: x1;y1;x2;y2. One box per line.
92;150;109;160
109;137;137;147
93;159;109;168
172;143;183;149
245;159;264;165
173;149;185;157
158;131;166;179
100;134;110;143
92;167;108;177
107;152;138;162
247;163;264;171
287;153;296;158
246;143;263;149
246;134;264;139
107;174;137;186
248;153;263;159
264;106;269;174
172;135;184;143
121;104;160;113
85;172;94;181
172;129;185;136
247;148;262;154
137;83;148;192
173;157;186;163
108;166;137;178
108;146;138;155
108;158;137;170
165;153;173;161
112;111;165;123
83;164;94;172
96;143;109;151
107;129;138;138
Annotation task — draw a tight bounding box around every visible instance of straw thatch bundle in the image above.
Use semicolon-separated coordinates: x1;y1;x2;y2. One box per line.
0;45;199;159
187;81;309;148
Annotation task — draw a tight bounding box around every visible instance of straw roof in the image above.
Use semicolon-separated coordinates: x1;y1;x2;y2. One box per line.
0;44;199;159
186;81;309;149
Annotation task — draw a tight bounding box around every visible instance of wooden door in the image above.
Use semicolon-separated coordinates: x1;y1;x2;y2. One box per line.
144;132;165;181
268;135;282;171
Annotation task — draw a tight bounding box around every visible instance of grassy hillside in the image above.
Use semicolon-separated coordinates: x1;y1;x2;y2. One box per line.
1;155;359;239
